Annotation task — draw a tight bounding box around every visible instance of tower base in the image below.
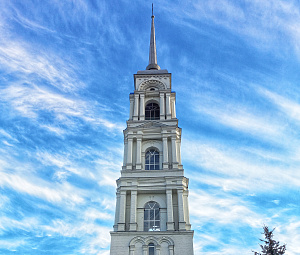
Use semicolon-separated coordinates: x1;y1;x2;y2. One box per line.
110;231;194;255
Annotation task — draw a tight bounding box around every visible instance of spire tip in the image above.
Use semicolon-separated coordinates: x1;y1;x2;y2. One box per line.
146;3;160;70
152;3;154;17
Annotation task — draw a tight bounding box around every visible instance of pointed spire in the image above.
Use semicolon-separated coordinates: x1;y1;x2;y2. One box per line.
146;3;160;70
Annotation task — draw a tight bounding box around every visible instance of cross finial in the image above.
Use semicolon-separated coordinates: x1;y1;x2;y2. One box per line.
152;3;154;17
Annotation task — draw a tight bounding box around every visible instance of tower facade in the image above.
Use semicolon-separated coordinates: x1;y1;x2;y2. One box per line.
110;11;194;255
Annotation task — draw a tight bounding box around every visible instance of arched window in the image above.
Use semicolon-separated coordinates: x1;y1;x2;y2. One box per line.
148;243;155;255
145;149;159;170
145;103;160;120
144;201;160;231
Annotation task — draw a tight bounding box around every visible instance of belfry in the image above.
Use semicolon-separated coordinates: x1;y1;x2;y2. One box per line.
110;7;194;255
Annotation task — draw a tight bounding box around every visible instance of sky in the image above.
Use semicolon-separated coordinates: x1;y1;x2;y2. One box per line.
0;0;299;254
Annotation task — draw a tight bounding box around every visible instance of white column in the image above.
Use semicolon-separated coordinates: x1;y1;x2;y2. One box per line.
113;192;120;231
183;190;191;230
156;247;161;255
140;94;145;120
177;189;186;231
160;92;165;120
129;96;134;120
171;96;176;118
129;245;135;255
166;189;174;230
176;139;181;166
129;190;137;231
142;245;147;255
133;94;139;121
171;137;178;168
118;190;126;231
169;245;174;255
136;138;142;170
126;138;133;170
166;93;171;119
123;140;128;168
163;137;168;169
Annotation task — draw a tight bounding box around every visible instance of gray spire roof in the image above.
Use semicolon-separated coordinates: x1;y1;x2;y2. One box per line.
146;6;160;70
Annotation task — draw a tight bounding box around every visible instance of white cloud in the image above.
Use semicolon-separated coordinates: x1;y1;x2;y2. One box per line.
0;84;123;134
190;94;284;142
182;139;300;191
0;42;83;92
44;219;111;248
0;171;84;204
84;209;113;221
0;239;26;250
160;0;300;57
189;190;262;227
258;88;300;123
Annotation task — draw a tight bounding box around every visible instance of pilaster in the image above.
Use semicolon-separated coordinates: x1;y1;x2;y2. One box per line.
133;94;139;121
126;137;133;170
117;190;126;231
177;189;186;231
171;137;178;169
166;92;171;120
160;92;165;120
136;137;142;170
163;136;169;169
129;190;138;231
140;94;145;121
129;96;134;120
166;189;175;231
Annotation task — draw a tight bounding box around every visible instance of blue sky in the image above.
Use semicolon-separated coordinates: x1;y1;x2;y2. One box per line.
0;0;300;254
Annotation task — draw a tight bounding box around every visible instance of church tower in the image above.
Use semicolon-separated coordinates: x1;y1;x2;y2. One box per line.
110;7;194;255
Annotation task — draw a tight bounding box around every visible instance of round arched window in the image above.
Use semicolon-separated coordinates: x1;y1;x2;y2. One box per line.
144;202;160;231
145;149;159;170
145;103;160;120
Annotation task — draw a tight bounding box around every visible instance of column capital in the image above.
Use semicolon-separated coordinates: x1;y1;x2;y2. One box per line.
120;190;127;195
166;189;173;194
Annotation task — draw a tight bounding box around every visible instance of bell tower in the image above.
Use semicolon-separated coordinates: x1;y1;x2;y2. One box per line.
110;6;194;255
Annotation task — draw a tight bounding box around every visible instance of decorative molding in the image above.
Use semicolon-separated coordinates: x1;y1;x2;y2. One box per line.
139;79;166;91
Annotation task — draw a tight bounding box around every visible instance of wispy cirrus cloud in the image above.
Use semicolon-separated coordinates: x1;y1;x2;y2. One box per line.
0;84;123;134
160;0;300;57
258;87;300;123
0;171;85;204
190;189;262;227
182;139;300;192
0;42;84;92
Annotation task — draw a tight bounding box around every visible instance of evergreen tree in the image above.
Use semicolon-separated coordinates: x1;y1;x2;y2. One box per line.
253;226;286;255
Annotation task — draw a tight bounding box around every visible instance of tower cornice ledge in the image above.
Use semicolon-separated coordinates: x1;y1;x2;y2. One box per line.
137;69;169;74
120;169;184;177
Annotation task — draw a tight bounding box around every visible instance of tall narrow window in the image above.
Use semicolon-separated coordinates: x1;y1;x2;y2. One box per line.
145;149;159;170
144;201;160;231
148;243;155;255
145;103;160;120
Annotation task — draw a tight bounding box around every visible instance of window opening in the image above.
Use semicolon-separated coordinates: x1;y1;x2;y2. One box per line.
148;243;155;255
145;103;160;120
144;202;160;231
145;149;159;170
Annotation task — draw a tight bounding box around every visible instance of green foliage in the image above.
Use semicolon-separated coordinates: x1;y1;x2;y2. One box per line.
252;226;286;255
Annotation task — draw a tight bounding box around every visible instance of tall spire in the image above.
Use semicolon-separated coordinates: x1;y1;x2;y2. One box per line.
146;3;160;70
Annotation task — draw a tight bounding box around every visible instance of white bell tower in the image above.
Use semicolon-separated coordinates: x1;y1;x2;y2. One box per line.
110;6;194;255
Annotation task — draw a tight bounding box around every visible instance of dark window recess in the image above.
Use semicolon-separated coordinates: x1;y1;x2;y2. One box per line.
145;150;159;170
145;103;160;120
